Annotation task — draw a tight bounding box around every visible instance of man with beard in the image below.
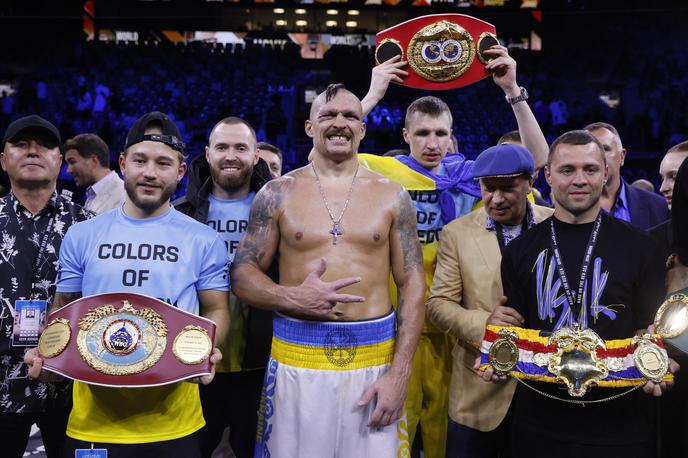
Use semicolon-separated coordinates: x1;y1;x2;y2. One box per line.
25;111;230;458
491;130;675;458
174;117;273;458
232;84;425;457
63;133;126;214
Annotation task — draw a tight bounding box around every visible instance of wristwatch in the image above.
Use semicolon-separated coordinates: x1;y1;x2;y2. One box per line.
506;86;528;105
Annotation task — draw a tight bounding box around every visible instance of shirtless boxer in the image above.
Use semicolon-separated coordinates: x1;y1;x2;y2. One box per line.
231;84;425;458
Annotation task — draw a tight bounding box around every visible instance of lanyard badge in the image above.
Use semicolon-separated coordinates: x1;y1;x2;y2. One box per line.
12;300;48;347
10;196;60;347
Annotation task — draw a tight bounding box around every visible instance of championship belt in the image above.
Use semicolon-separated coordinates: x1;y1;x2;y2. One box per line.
375;14;499;90
655;287;688;354
38;293;215;387
479;325;672;399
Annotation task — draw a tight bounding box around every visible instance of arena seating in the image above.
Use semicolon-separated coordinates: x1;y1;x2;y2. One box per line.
1;12;686;195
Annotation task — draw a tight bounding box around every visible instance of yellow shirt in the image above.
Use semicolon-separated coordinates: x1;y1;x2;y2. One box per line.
67;381;204;444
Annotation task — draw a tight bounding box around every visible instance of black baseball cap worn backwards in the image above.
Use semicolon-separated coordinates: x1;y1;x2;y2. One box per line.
2;115;62;152
124;111;186;154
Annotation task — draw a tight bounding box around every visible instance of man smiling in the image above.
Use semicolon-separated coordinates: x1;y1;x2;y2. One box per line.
495;130;673;458
174;117;273;458
26;111;230;458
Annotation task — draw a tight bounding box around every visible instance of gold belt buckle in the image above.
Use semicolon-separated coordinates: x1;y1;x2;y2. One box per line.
547;325;608;397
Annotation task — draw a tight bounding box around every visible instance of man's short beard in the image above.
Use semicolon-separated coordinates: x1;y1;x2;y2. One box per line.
210;165;252;193
124;179;176;213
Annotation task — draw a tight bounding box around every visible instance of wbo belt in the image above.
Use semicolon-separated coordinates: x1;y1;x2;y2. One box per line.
38;292;216;387
479;324;672;398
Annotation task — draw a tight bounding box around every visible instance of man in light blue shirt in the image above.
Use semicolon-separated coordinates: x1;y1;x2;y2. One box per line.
27;111;229;458
175;117;274;458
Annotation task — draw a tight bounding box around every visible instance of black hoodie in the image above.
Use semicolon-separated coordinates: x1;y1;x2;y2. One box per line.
174;155;274;370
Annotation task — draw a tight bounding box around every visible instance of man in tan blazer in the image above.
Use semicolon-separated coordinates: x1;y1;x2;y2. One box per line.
427;144;553;457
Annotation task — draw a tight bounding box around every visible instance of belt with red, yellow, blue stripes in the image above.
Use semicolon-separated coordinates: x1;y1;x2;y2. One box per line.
478;325;672;398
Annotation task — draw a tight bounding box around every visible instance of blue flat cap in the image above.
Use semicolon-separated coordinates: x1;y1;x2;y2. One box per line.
472;143;535;179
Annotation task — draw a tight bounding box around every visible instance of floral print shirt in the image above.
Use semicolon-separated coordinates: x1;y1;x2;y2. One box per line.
0;192;93;413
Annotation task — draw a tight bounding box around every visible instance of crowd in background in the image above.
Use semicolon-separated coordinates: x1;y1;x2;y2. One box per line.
0;10;686;202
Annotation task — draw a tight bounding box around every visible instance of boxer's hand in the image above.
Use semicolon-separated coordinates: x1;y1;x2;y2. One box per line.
483;45;520;98
24;347;63;382
487;297;525;327
290;259;365;318
358;369;406;428
189;347;222;385
473;355;508;383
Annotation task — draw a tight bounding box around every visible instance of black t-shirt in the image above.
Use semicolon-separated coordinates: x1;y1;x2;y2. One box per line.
501;212;665;445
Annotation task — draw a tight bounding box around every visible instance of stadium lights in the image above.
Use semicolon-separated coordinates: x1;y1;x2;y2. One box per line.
275;19;287;26
345;20;358;27
295;9;307;14
326;9;338;15
326;20;338;27
348;10;360;15
296;20;308;27
273;8;285;14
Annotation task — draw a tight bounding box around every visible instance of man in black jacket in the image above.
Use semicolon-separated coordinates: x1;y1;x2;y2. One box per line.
174;117;273;458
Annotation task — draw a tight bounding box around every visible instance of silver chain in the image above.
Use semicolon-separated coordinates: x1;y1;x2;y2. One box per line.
311;162;359;226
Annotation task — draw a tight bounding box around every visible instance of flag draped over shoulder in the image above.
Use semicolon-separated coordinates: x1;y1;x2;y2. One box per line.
357;151;535;316
357;152;481;224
